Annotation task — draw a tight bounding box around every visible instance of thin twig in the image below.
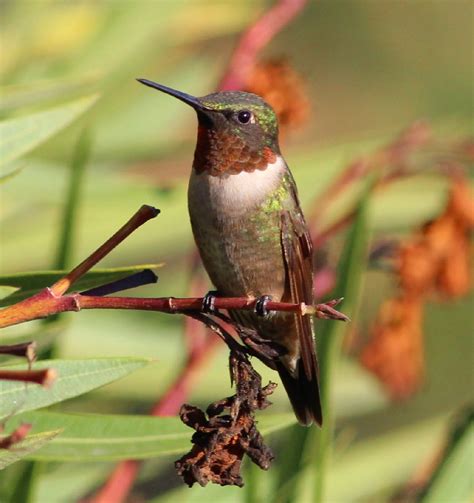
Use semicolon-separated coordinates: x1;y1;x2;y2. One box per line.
0;342;36;364
0;368;56;387
50;205;159;296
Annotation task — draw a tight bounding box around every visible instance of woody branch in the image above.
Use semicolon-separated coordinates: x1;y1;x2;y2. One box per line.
0;204;347;332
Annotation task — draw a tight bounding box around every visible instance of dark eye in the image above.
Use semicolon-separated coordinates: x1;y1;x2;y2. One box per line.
237;110;252;124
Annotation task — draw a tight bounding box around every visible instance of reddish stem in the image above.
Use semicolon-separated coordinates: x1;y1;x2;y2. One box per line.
219;0;307;90
0;341;36;363
151;337;221;416
89;460;139;503
0;290;347;329
0;368;56;387
51;205;159;296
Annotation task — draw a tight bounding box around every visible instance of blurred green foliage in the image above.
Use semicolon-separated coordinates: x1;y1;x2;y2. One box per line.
0;1;472;502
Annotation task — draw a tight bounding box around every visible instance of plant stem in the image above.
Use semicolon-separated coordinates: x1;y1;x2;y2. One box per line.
219;0;307;90
0;291;347;330
50;204;159;296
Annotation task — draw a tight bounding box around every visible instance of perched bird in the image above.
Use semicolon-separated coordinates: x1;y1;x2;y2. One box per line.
137;79;322;426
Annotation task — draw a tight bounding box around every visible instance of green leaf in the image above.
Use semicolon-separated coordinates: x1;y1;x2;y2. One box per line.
6;412;296;462
0;75;98;114
7;461;40;503
0;357;149;419
0;264;162;307
421;408;474;503
0;94;99;166
0;286;19;301
54;129;91;269
0;430;60;470
326;415;448;501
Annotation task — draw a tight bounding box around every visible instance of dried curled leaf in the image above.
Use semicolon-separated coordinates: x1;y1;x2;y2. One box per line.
175;350;276;487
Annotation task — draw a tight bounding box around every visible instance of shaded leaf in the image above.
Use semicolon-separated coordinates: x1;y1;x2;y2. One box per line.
421;408;474;503
0;264;162;307
0;94;99;166
8;412;295;462
54;129;91;270
0;358;150;419
326;416;447;502
0;430;60;470
8;460;39;503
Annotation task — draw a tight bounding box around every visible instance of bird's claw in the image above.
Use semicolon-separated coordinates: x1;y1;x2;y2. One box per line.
202;290;219;314
254;295;272;317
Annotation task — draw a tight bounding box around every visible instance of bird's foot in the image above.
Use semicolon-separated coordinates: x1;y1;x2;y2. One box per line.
237;326;285;365
202;290;219;314
254;295;273;317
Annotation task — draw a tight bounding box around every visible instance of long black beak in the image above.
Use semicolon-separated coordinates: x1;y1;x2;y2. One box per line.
136;78;211;111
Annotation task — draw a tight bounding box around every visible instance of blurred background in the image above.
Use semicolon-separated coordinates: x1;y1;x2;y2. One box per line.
0;1;472;502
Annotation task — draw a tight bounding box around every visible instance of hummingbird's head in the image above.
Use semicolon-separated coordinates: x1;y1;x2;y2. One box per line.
137;78;281;176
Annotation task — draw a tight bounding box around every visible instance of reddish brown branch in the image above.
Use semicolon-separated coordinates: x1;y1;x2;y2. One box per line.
0;368;56;387
0;290;348;330
0;342;36;364
219;0;307;90
50;205;159;296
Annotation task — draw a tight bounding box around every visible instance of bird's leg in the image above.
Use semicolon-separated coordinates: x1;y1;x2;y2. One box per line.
254;295;273;317
202;290;220;314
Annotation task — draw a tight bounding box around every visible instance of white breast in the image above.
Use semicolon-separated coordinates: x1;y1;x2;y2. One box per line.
188;155;286;216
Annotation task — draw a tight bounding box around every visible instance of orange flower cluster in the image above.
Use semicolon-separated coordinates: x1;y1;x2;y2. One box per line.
245;59;310;133
361;176;473;398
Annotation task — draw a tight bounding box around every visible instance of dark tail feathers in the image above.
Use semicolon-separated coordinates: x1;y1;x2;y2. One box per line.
277;359;323;427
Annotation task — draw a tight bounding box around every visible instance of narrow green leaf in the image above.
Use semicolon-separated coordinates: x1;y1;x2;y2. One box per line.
0;358;149;419
0;286;19;301
6;412;296;462
0;430;60;470
7;461;40;503
421;408;474;503
54;129;91;270
0;264;162;307
0;94;99;166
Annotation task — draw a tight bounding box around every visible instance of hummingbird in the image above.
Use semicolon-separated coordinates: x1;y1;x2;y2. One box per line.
137;78;322;426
